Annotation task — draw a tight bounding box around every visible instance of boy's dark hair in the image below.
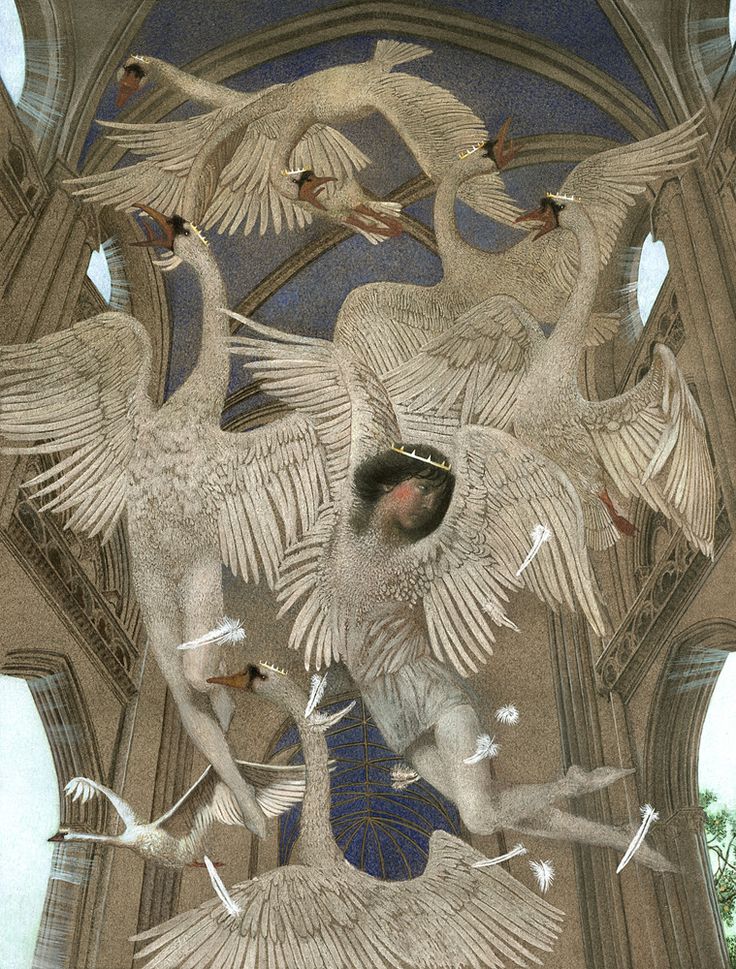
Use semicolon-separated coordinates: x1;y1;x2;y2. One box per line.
351;442;455;538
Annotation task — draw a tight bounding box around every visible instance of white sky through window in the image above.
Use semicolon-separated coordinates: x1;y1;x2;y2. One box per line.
0;675;58;969
699;652;736;805
636;232;669;324
87;245;113;302
0;0;25;104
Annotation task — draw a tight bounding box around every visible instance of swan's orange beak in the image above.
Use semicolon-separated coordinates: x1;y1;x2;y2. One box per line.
48;831;68;842
116;66;144;108
131;204;175;250
207;670;253;691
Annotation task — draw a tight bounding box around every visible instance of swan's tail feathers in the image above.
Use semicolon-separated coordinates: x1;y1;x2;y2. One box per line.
177;617;246;650
373;40;431;70
204;856;241;919
616;804;659;873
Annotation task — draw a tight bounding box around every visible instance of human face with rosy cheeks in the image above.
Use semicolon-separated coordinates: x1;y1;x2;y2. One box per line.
374;475;448;541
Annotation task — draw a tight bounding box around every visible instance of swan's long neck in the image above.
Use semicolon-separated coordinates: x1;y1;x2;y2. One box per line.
177;247;230;421
147;58;223;109
433;166;480;274
277;687;343;869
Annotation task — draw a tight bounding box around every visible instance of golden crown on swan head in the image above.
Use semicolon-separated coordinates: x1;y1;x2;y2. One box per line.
260;662;287;676
545;191;581;203
390;444;452;472
280;167;309;177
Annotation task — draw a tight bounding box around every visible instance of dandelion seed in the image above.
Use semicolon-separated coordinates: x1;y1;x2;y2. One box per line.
177;617;245;650
495;705;519;725
616;804;659;873
516;524;551;576
473;843;527;868
304;673;327;718
463;734;500;765
529;859;555;893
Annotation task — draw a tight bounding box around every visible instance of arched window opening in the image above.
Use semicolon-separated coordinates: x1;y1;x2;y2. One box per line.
273;698;461;880
86;238;130;310
0;0;25;104
699;653;736;966
0;674;59;969
636;232;669;326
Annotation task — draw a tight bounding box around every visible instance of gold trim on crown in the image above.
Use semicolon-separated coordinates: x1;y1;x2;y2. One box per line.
261;662;287;676
281;167;309;177
458;141;486;160
391;444;452;472
545;191;581;203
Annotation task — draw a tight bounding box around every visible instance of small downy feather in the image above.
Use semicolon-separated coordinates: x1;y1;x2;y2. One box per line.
516;524;552;577
304;673;328;718
390;764;420;790
616;804;659;873
177;617;246;651
495;705;519;725
204;856;241;919
473;843;527;868
529;859;555;893
463;734;500;765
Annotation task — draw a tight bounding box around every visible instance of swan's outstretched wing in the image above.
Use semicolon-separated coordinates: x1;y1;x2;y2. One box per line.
227;312;399;491
533;115;702;295
156;761;308;836
385;830;564;967
406;426;608;676
71;106;369;237
369;72;522;226
0;313;153;542
384;294;542;433
583;343;715;556
131;866;408;969
204;122;370;236
211;415;330;588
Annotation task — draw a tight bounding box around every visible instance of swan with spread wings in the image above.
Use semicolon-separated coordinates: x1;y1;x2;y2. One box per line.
336;116;701;378
385;190;716;557
0;207;329;839
224;310;672;868
68;41;521;242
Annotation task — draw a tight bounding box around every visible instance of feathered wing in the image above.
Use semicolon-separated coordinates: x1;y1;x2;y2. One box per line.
583;343;716;556
384;294;542;432
227;311;400;490
369;71;522;226
406;426;608;676
132;836;563;969
386;831;564;968
210;415;330;589
531;115;702;296
0;313;153;542
155;761;309;837
132;866;414;969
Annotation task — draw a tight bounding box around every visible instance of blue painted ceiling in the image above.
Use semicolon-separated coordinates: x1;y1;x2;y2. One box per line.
77;1;659;404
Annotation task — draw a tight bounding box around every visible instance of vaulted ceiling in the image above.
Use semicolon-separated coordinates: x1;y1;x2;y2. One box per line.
66;0;685;417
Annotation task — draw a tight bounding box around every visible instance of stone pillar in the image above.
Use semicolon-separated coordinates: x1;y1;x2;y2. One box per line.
651;175;736;521
651;807;730;969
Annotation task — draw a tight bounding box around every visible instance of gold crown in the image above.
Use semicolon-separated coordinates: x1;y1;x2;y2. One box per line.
260;662;287;676
280;167;309;177
189;222;209;247
458;141;486;160
546;192;581;203
391;444;452;472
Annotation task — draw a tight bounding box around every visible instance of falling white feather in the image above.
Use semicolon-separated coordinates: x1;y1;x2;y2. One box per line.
390;764;420;790
308;701;356;731
529;859;555;893
205;855;241;919
516;525;552;577
473;843;528;868
177;617;246;650
463;734;500;765
495;705;519;725
304;673;328;718
616;804;659;873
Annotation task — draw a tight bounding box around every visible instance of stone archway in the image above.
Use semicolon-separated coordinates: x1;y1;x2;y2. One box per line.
644;619;736;969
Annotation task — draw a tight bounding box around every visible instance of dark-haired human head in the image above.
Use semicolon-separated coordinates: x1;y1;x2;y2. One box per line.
351;443;454;540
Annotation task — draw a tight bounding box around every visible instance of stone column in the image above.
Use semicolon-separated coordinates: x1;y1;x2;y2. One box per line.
651;175;736;521
651;807;730;968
